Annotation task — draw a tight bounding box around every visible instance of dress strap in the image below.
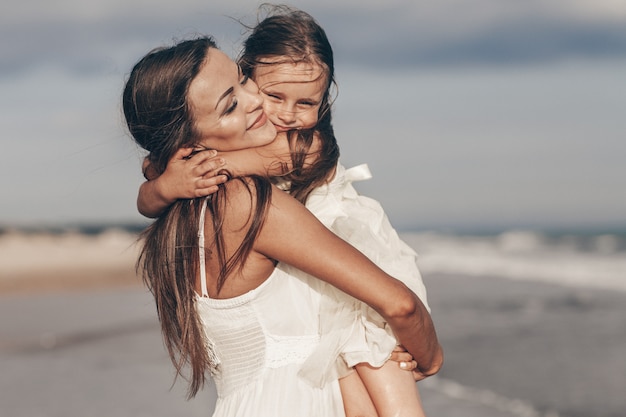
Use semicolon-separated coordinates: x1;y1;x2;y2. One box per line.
198;197;209;298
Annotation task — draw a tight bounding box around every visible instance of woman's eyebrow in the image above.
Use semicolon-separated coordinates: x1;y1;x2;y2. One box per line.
215;87;234;110
214;64;242;110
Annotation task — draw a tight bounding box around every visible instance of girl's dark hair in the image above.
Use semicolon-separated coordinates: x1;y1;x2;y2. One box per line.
122;36;272;398
239;4;340;202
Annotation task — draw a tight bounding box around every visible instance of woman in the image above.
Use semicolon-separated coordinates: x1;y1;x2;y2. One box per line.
123;36;442;417
138;7;432;416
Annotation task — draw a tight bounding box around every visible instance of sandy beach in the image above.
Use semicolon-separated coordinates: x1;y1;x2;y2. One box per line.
0;229;141;294
1;231;624;417
422;273;626;417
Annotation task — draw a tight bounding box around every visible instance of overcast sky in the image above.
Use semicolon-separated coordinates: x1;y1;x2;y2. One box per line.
1;0;625;231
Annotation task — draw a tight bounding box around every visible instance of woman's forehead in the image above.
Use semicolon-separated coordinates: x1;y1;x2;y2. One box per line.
188;49;237;112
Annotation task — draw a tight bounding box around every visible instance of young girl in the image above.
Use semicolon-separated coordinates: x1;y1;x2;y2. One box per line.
137;6;435;417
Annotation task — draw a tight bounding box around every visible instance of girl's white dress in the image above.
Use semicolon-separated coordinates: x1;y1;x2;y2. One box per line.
194;162;429;415
299;162;430;386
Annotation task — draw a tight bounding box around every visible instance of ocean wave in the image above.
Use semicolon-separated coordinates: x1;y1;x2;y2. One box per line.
3;225;624;292
401;230;626;292
0;228;140;274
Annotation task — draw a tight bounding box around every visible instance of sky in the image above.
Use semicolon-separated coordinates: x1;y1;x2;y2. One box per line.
1;0;625;231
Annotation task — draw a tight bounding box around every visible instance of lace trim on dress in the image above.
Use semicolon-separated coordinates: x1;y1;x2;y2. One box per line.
265;333;320;369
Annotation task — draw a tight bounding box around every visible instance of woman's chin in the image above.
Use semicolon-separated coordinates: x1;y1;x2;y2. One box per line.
252;120;278;147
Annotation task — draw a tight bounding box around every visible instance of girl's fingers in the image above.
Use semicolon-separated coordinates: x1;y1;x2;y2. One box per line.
193;185;220;198
196;158;226;177
173;147;196;160
190;149;217;161
194;176;229;196
200;175;229;187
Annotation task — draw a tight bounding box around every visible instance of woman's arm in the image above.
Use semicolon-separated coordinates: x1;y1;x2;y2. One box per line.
253;185;443;376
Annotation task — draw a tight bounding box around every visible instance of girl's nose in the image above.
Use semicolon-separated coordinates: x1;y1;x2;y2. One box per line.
277;105;297;124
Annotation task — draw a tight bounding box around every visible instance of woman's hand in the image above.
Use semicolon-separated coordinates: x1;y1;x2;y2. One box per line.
389;345;426;381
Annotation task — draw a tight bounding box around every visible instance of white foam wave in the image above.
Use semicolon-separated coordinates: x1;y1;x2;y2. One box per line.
0;229;140;274
401;230;626;292
422;376;561;417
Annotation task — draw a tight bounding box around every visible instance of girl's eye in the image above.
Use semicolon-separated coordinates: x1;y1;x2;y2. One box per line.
262;91;281;101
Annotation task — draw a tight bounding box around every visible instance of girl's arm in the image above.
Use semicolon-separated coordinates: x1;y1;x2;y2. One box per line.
137;148;229;218
137;134;295;218
216;132;293;178
251;184;443;376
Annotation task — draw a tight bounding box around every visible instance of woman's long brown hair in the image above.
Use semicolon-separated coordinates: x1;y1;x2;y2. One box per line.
123;37;272;398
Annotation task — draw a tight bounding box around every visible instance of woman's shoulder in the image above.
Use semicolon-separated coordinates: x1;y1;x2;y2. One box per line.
218;177;270;224
215;176;315;240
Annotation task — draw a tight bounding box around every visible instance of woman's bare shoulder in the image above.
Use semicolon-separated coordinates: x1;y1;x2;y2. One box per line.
217;177;280;232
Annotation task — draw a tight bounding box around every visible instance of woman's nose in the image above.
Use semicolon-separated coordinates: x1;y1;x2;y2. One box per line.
243;79;264;111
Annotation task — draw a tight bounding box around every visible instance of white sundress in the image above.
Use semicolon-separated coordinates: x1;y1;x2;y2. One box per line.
194;162;430;414
298;162;430;387
195;198;346;417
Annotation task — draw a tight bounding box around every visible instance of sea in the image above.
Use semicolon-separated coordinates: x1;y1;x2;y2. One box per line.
402;226;626;293
2;222;624;293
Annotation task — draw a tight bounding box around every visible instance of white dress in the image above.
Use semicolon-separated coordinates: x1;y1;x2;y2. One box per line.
306;163;429;307
299;162;430;387
195;202;345;417
194;162;430;414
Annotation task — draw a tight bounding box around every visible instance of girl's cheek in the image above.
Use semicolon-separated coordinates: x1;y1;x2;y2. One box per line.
302;114;319;129
262;101;277;117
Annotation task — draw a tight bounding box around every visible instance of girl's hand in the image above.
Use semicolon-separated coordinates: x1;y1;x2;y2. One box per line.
160;148;229;200
137;148;229;218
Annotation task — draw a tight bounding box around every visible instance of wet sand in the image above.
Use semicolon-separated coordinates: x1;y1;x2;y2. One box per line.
423;273;626;417
1;248;624;416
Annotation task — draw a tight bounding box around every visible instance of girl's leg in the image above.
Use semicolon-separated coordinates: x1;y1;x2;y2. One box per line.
339;371;379;417
355;361;426;417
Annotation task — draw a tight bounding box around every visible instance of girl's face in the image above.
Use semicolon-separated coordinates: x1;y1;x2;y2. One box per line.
253;58;327;132
189;48;277;151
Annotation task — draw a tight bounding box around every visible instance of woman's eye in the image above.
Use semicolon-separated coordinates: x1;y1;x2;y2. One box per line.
224;99;238;115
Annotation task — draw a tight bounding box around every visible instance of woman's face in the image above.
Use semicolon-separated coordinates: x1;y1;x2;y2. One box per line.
253;58;327;133
189;48;277;151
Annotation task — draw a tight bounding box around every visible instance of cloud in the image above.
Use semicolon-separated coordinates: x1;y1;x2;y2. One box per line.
2;0;625;227
3;0;626;77
0;11;238;77
320;5;626;68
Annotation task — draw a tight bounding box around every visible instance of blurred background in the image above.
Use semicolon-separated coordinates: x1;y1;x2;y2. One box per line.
1;1;625;416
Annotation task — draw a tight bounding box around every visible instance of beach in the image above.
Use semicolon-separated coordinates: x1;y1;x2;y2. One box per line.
1;229;624;417
422;273;626;417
